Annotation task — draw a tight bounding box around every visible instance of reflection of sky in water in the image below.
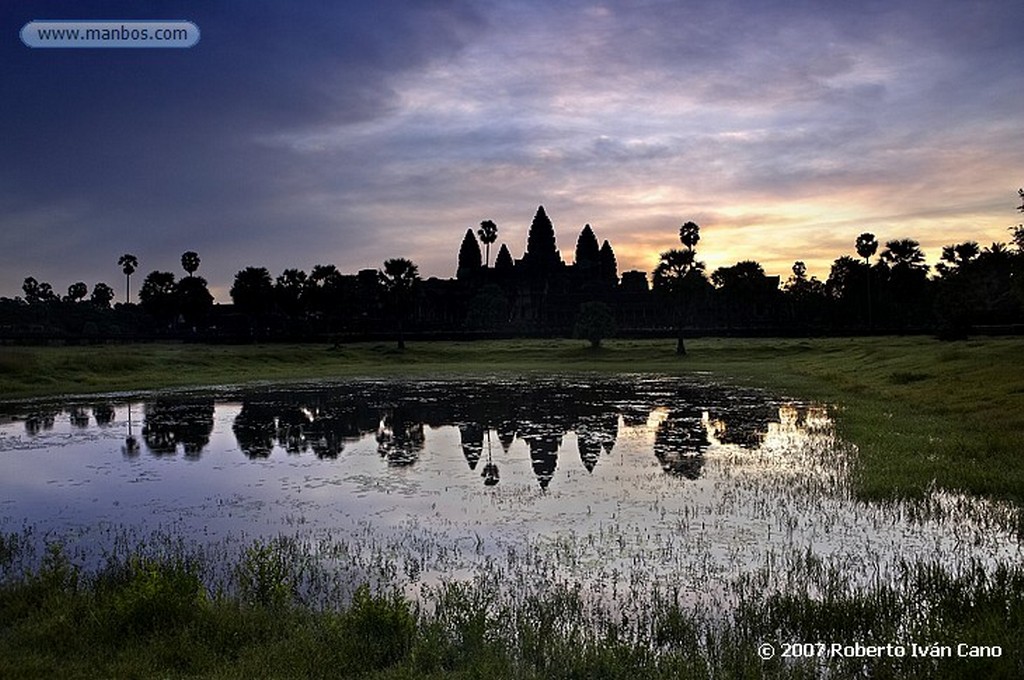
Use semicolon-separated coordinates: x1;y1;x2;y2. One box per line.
1;377;1020;606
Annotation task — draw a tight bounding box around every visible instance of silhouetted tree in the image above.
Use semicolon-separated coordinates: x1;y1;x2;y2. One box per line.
181;251;201;278
275;268;308;319
457;229;483;281
784;261;826;326
935;239;1019;333
379;258;420;350
230;266;274;325
878;239;930;328
573;301;616;348
936;241;980;277
139;271;178;326
22;277;56;304
64;282;88;303
176;276;213;328
827;255;868;307
90;282;115;308
477;220;498;267
118;254;138;303
711;260;777;328
654;221;704;355
880;238;928;274
855;233;878;328
679;221;700;250
305;264;345;321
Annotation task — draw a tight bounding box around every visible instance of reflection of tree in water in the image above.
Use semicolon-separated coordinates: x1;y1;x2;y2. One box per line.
653;408;709;480
143;399;215;458
24;409;57;436
272;395;377;459
481;430;499;486
376;408;425;466
100;379;787;488
92;403;115;426
274;404;312;455
232;401;278;458
68;407;90;428
122;405;140;458
306;409;353;459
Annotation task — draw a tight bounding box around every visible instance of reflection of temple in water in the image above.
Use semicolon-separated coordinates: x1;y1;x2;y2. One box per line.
90;379;809;489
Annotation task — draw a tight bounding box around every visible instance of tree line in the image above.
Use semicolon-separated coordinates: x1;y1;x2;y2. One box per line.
3;192;1023;345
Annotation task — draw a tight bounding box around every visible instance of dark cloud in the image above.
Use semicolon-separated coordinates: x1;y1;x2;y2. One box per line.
1;0;1021;296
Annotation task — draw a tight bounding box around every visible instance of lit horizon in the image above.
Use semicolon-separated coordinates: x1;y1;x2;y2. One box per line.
2;0;1021;302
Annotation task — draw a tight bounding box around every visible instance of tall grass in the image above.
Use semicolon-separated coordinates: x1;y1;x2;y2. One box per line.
1;530;1021;678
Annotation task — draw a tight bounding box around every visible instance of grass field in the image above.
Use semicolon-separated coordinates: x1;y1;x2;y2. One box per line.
1;532;1020;679
2;337;1023;678
2;337;1022;506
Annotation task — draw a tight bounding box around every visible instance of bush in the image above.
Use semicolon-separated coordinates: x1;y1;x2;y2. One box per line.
573;301;616;348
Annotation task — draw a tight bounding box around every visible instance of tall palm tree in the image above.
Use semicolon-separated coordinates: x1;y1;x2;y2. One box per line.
477;220;498;267
379;258;420;350
118;253;138;303
654;221;704;355
181;251;201;278
855;233;878;329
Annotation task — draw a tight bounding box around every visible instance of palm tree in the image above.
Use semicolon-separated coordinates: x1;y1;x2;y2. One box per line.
653;239;706;355
118;254;138;303
477;220;498;267
379;258;420;350
181;251;201;278
655;221;704;355
64;282;88;303
855;233;878;329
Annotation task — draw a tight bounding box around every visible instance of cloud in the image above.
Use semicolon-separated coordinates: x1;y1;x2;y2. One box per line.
1;0;1021;298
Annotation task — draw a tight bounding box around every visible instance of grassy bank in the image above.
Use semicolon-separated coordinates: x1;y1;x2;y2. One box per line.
1;533;1021;679
2;337;1023;506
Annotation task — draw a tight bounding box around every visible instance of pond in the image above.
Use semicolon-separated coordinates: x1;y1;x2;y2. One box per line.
1;375;1020;613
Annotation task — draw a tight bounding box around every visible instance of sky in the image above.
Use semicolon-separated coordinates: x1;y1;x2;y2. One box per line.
2;0;1022;302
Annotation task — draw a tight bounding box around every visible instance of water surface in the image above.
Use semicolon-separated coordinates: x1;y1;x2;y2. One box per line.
1;375;1018;608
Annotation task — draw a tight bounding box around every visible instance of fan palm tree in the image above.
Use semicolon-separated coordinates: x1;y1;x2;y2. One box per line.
655;221;704;355
653;242;705;355
379;258;420;350
855;233;878;329
477;220;498;267
181;251;201;278
118;253;138;303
